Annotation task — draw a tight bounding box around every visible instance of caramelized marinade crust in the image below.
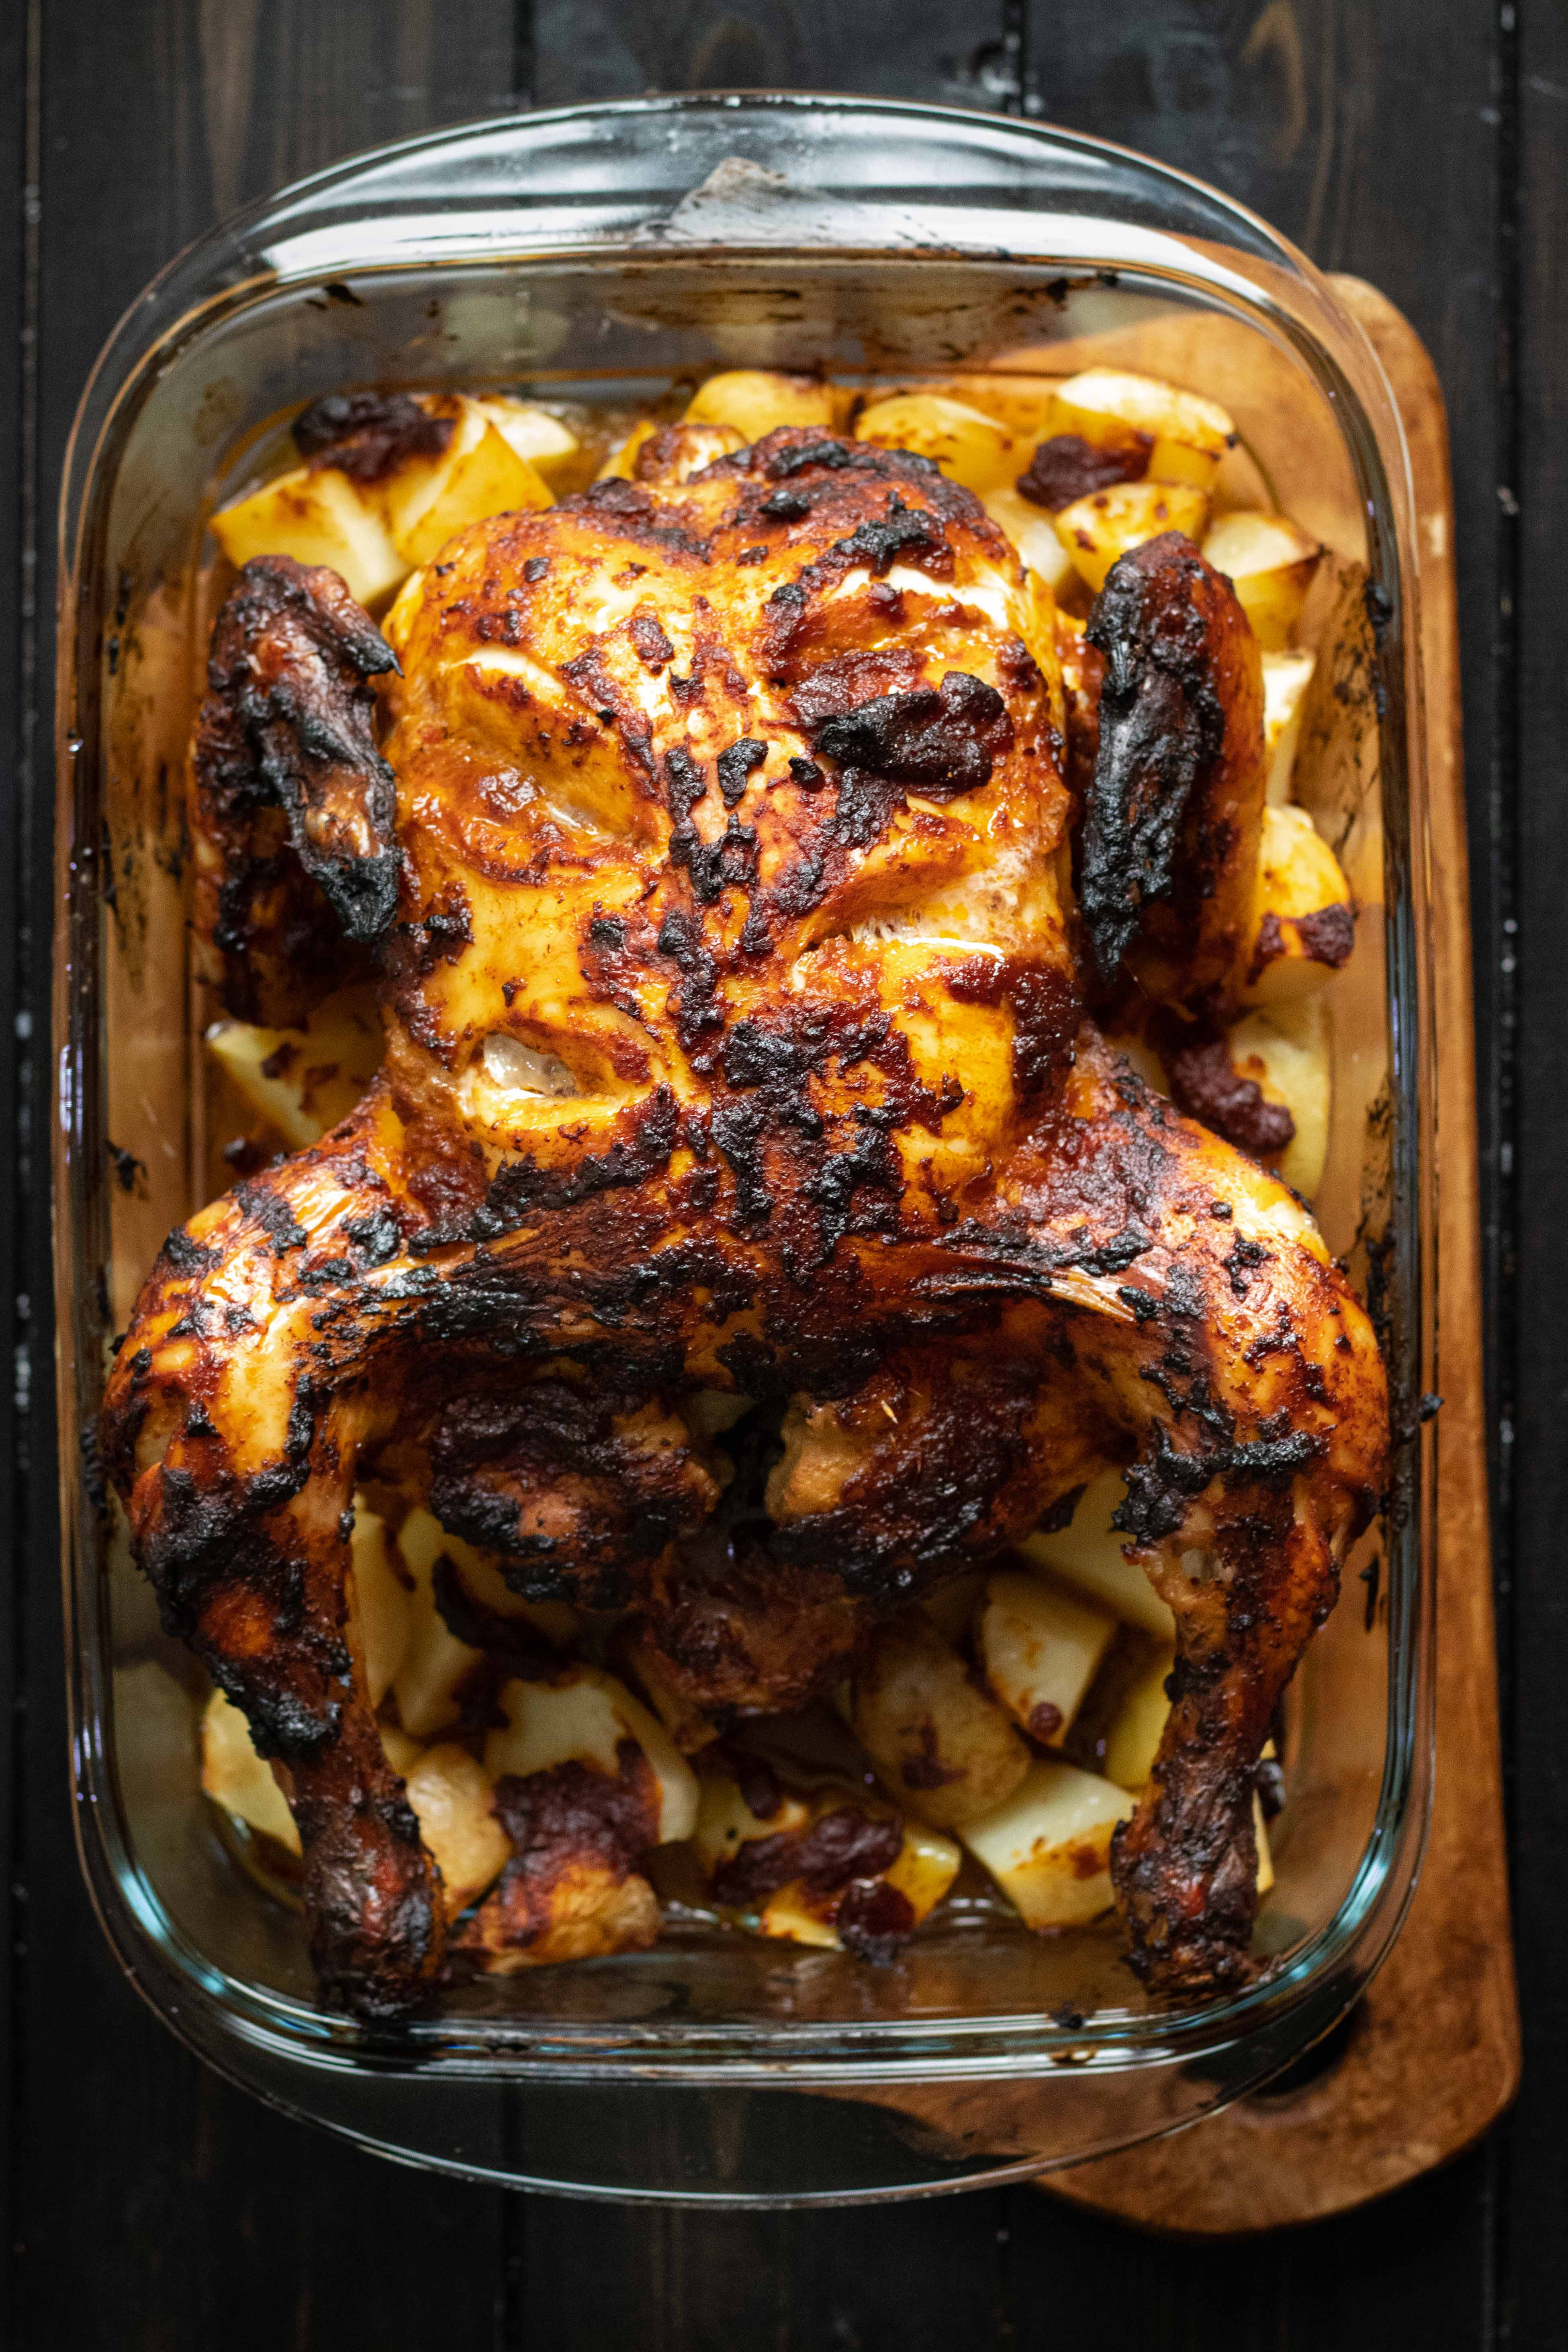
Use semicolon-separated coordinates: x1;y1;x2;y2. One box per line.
102;428;1385;2012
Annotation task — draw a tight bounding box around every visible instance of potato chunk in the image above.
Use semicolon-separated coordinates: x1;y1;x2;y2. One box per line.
981;485;1076;593
1225;998;1332;1199
1019;1473;1177;1639
1053;479;1210;595
684;368;838;439
346;1498;411;1708
211;463;405;606
694;1764;958;1953
855;391;1017;494
382;401;550;565
401;1743;510;1911
204;985;384;1150
1202;509;1320;649
1262;648;1316;805
961;1761;1134;1929
845;1610;1029;1829
486;1668;697;1844
476;395;581;488
200;1688;301;1855
391;1506;487;1739
978;1567;1117;1746
1101;1644;1177;1790
1050;367;1236;491
1241;802;1354;1007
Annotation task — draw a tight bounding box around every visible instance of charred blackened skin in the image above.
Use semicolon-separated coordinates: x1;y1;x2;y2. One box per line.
294;389;453;481
1162;1024;1295;1159
1016;432;1152;511
836;1877;916;1963
1079;534;1227;984
196;556;401;964
808;672;1012;797
710;1804;902;1908
1251;902;1355;982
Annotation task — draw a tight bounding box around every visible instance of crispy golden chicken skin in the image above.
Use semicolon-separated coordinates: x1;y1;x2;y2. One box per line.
102;430;1385;2013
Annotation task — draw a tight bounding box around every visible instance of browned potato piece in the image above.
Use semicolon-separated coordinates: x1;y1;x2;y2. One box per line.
203;985;384;1151
1240;803;1354;1007
685;369;838;438
961;1761;1134;1929
200;1689;301;1855
855;391;1017;494
1051;367;1235;491
1053;479;1210;594
401;1744;510;1912
345;1499;411;1708
693;1765;959;1952
476;395;581;489
981;485;1077;593
845;1610;1030;1830
977;1568;1116;1747
382;402;550;564
1262;649;1316;804
1225;1000;1332;1200
211;464;405;607
1202;509;1321;649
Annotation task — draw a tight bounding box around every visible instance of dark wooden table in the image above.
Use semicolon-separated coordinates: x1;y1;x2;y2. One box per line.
2;4;1559;2344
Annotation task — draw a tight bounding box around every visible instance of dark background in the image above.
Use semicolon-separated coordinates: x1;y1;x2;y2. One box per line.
2;2;1560;2344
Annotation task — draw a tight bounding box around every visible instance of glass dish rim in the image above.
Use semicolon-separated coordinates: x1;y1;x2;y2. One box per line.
52;91;1438;2092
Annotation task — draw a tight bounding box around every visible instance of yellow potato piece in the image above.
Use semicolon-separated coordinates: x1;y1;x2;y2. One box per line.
883;1817;963;1925
476;395;581;488
1102;1645;1177;1790
684;368;838;439
846;1610;1030;1830
211;462;405;607
393;1506;486;1739
961;1760;1134;1930
386;408;550;566
200;1688;301;1856
855;391;1017;494
346;1498;411;1708
1051;366;1235;491
1019;1472;1177;1639
927;372;1064;442
486;1668;698;1844
1262;649;1316;805
204;986;384;1150
597;418;661;480
1053;479;1210;595
402;1743;511;1912
978;1568;1116;1745
1227;997;1332;1200
694;1767;812;1882
981;485;1076;593
1202;509;1320;650
1241;802;1354;1007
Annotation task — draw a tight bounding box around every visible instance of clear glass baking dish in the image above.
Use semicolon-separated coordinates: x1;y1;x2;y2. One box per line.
53;94;1437;2205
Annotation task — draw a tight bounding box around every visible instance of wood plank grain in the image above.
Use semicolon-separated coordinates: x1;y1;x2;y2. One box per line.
1496;6;1568;2348
8;7;526;2347
2;6;1529;2348
533;0;1003;110
0;4;32;2337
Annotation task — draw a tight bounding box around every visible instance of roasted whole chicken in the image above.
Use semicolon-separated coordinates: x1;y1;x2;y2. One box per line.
100;403;1386;2018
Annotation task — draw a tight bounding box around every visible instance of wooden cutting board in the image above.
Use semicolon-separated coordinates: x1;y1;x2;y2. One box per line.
1033;276;1519;2236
